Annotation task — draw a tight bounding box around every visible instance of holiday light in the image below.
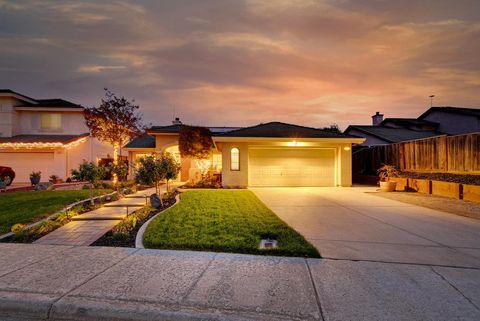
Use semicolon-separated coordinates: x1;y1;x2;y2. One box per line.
0;137;88;150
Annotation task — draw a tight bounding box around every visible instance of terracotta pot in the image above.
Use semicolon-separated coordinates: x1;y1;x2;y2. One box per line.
380;181;397;192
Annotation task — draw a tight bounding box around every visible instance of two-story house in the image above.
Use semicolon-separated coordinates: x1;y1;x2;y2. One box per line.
0;89;114;183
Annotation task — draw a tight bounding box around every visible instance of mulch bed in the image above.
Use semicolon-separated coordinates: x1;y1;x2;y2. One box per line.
400;172;480;186
91;192;178;248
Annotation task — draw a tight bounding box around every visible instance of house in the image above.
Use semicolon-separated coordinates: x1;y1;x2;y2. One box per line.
345;107;480;147
0;89;114;183
125;119;365;187
345;112;443;146
419;107;480;135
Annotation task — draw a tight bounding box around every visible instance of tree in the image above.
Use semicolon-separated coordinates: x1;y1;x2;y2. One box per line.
160;153;181;192
84;88;144;184
322;124;340;133
71;161;105;205
179;125;214;176
134;156;164;206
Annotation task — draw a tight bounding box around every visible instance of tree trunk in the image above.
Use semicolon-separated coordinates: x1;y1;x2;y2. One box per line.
90;183;94;206
156;182;163;206
112;143;120;186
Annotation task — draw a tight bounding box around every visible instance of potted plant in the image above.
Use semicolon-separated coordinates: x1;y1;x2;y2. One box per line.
30;171;41;185
49;174;62;184
377;164;399;192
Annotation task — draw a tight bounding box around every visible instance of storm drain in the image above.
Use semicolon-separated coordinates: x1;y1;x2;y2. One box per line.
259;239;278;249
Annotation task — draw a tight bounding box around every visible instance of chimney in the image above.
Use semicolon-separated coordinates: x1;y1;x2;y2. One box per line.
372;112;384;126
172;117;182;125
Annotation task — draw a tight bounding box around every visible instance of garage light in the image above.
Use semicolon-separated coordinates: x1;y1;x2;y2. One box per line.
288;140;299;147
343;146;351;151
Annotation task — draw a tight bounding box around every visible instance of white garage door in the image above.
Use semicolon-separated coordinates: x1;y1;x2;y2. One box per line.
249;148;336;187
0;152;55;182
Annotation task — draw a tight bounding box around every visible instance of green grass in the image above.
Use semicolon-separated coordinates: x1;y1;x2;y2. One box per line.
0;189;112;234
143;190;320;258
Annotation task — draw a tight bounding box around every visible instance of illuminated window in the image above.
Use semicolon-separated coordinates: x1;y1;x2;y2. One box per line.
230;147;240;171
212;153;222;171
40;113;61;130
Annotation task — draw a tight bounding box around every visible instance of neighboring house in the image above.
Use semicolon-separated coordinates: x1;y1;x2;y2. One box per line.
345;111;444;146
125;119;364;187
346;107;480;147
419;107;480;135
0;89;114;182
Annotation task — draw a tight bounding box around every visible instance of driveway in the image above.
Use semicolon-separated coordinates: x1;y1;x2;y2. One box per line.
251;187;480;268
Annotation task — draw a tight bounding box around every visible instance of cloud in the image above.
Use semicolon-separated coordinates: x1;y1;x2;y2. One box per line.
0;0;478;129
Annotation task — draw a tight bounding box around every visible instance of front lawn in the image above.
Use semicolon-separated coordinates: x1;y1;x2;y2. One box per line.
143;190;320;257
0;189;112;234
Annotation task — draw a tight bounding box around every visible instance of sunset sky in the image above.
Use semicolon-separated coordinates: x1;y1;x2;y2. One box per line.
1;0;479;129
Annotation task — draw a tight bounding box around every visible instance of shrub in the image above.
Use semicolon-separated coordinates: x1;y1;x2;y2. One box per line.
11;223;25;233
30;221;61;236
71;161;105;204
377;164;399;182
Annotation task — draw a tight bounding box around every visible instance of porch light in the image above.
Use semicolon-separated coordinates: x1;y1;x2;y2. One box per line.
343;146;351;151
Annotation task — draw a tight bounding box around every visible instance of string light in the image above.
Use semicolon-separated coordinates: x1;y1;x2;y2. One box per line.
0;137;88;150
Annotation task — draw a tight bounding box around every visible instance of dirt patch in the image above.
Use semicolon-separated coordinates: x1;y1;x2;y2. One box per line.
371;191;480;220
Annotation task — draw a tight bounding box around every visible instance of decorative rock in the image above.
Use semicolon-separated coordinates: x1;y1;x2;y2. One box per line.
150;193;161;208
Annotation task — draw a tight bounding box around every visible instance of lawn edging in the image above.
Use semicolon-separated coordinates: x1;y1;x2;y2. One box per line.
0;191;118;241
135;193;181;248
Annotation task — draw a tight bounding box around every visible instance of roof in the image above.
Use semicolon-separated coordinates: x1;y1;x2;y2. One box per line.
419;106;480;119
345;125;442;143
0;89;83;108
219;122;357;138
124;134;156;149
381;118;438;126
147;124;241;134
0;133;89;145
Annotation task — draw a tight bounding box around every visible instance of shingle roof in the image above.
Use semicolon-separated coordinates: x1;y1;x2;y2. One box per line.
345;125;442;143
147;125;241;134
124;134;156;149
0;89;83;108
381;118;438;126
0;133;89;144
220;122;357;138
419;106;480;119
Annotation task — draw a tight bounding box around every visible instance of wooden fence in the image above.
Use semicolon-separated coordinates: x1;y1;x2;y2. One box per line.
353;132;480;175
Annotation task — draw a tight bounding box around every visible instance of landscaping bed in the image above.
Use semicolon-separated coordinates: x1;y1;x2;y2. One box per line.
400;172;480;186
91;192;178;248
0;189;113;235
143;190;320;258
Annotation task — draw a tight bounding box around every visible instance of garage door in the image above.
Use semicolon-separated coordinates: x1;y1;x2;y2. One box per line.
0;152;55;182
249;148;335;187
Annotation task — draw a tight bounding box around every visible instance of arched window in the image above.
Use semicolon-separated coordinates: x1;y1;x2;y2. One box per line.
230;147;240;171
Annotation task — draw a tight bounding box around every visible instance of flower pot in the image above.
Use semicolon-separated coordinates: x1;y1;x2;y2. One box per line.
380;181;397;192
30;177;40;185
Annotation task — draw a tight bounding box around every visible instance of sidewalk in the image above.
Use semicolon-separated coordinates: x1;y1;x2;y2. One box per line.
1;243;479;321
34;185;166;246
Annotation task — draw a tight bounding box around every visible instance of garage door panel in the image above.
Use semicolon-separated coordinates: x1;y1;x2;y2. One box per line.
0;152;55;182
249;149;335;187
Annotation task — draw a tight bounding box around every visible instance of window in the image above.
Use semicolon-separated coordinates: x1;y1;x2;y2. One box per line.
230;147;240;171
212;153;222;171
40;113;62;130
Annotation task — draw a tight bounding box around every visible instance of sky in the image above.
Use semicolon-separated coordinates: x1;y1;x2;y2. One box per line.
0;0;479;130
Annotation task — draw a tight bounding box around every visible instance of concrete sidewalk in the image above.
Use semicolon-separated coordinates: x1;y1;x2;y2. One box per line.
1;244;479;321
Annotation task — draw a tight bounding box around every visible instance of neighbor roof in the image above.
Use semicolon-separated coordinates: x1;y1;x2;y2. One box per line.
0;133;89;144
147;124;241;134
219;122;357;138
419;106;480;119
124;134;156;149
345;125;442;143
381;118;438;126
0;89;83;108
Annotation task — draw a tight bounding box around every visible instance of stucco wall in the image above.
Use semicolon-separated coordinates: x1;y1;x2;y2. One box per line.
16;110;88;135
221;142;249;187
339;143;352;187
0;97;18;137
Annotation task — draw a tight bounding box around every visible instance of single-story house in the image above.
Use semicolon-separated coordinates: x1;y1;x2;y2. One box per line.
0;89;115;183
125;119;365;187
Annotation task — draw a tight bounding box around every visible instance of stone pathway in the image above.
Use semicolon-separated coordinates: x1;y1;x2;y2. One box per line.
34;185;169;246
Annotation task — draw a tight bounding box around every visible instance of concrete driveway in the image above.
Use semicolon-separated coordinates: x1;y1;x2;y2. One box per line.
251;187;480;268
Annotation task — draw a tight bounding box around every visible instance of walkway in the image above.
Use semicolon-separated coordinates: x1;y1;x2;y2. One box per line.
34;186;165;246
1;243;479;321
251;187;480;268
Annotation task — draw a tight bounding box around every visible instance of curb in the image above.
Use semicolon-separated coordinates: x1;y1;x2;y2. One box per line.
135;193;181;248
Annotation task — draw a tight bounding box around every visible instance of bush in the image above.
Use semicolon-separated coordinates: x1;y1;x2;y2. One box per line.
11;223;25;233
30;221;61;236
